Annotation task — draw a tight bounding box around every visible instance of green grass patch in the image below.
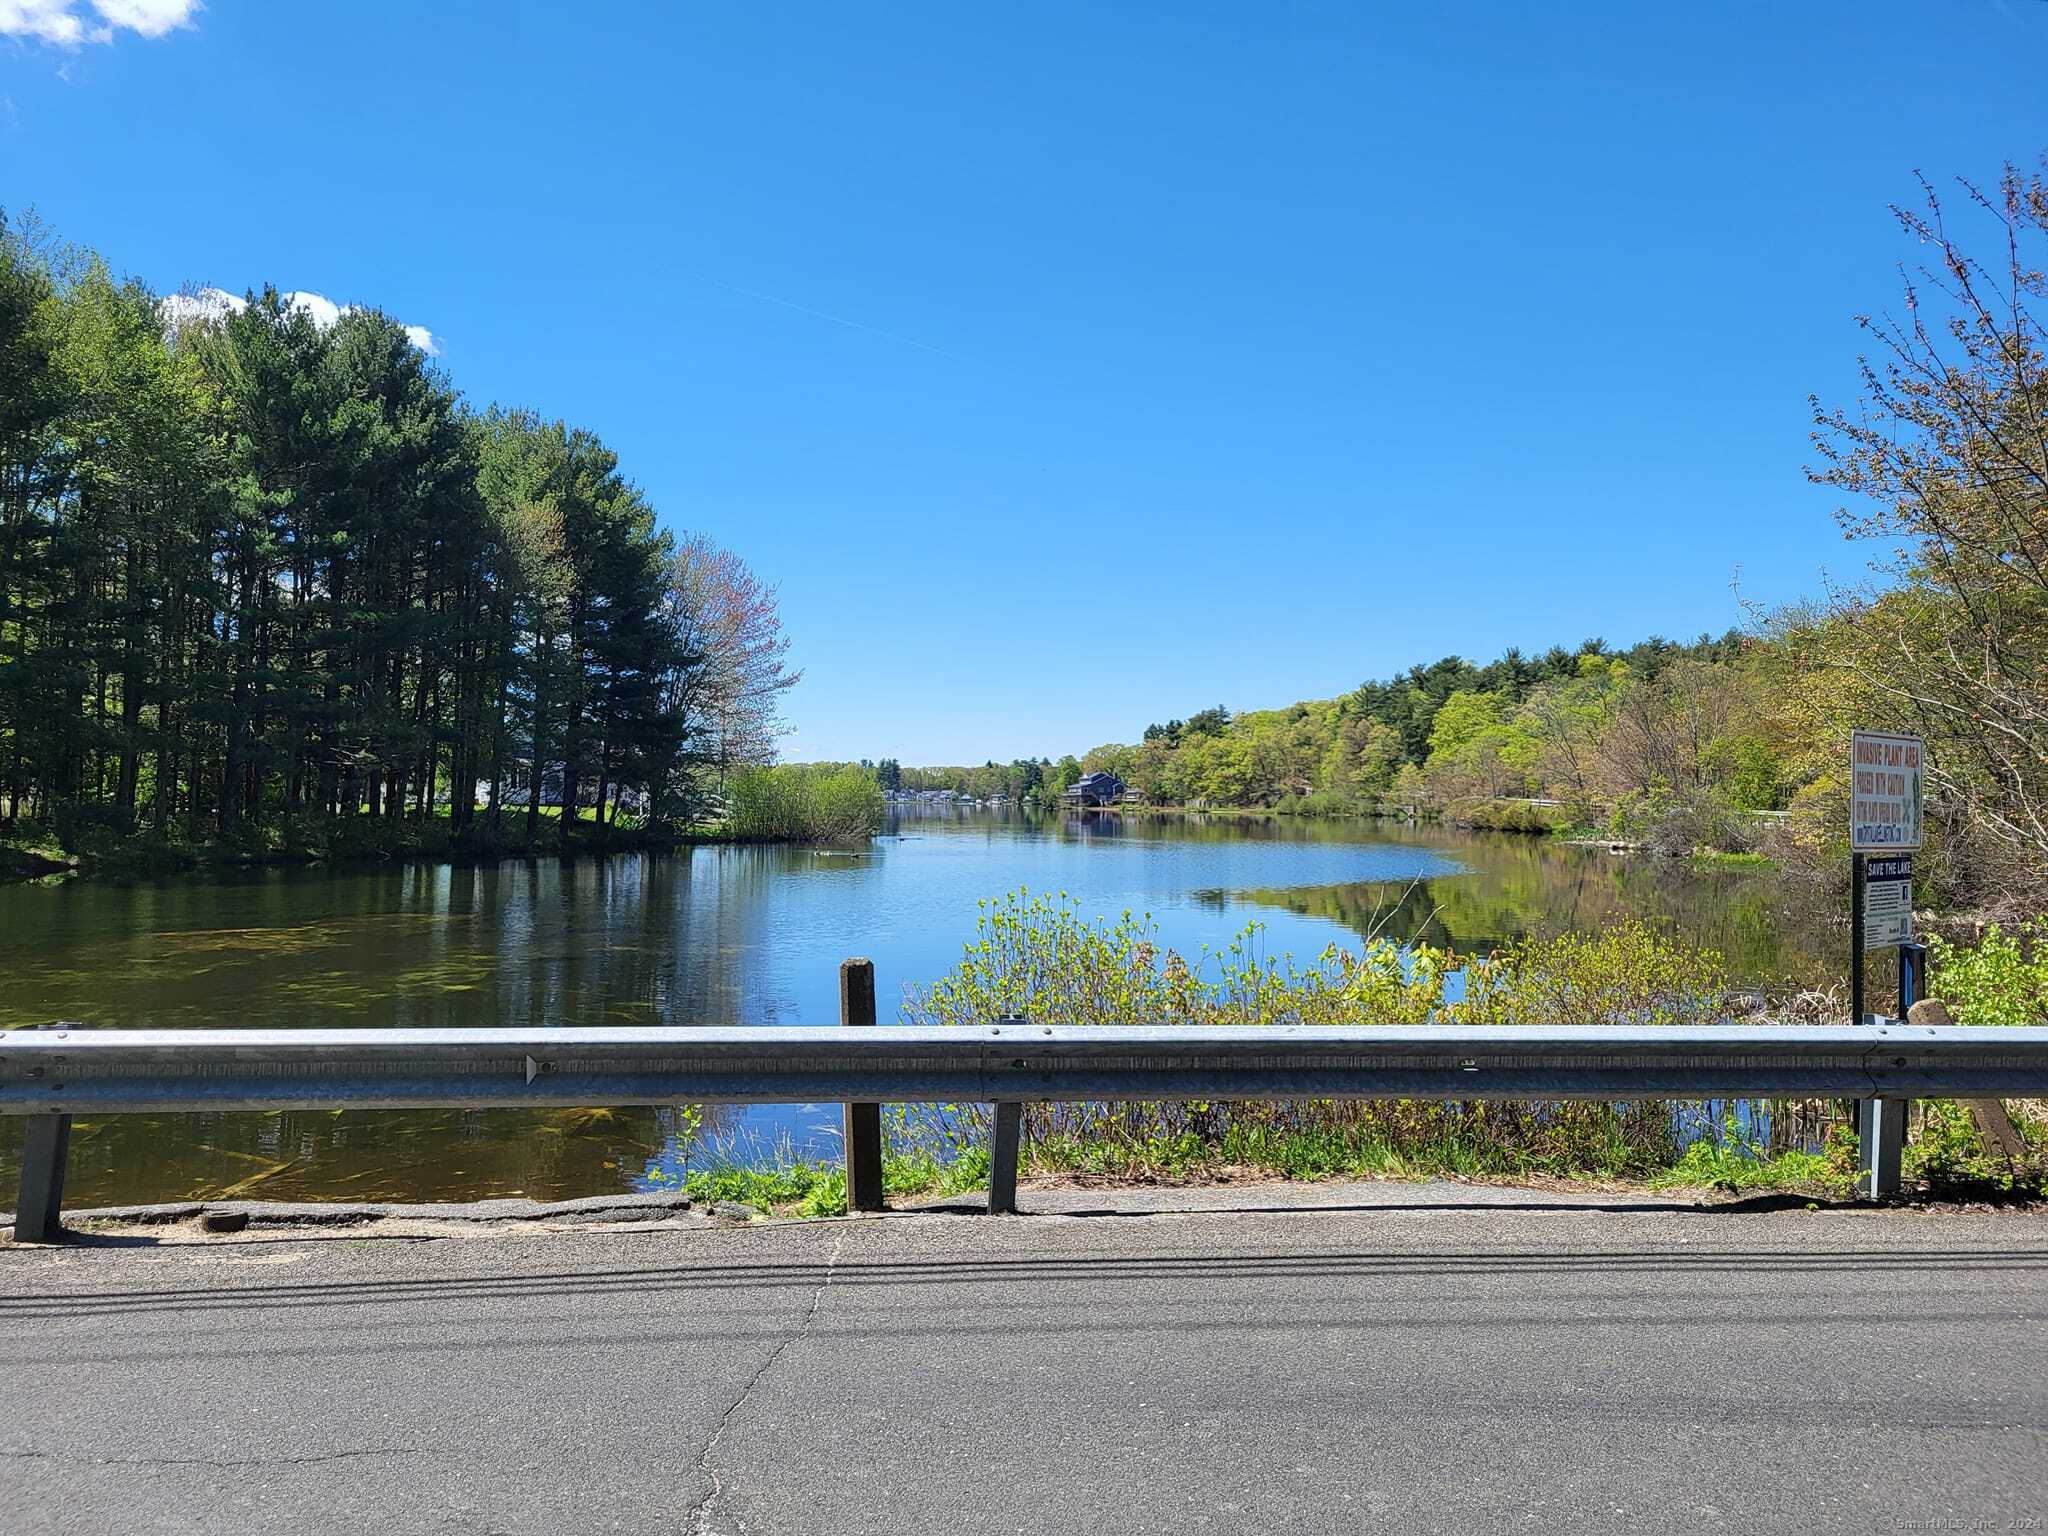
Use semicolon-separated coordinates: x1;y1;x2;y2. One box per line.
1647;1137;1846;1196
658;1098;2047;1220
1689;850;1775;870
668;1142;993;1218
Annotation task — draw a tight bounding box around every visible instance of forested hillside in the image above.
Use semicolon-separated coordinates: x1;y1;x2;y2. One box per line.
1066;629;1762;823
0;213;796;862
900;629;1780;836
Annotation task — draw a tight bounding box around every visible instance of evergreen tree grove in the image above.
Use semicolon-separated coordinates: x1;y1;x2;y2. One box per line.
0;213;765;853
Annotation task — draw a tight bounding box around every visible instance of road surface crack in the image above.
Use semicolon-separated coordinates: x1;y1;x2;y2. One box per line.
683;1231;844;1535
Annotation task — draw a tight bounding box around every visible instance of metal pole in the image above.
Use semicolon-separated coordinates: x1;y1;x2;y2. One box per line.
13;1113;71;1243
1849;851;1866;1025
1847;849;1874;1179
840;958;885;1212
989;1101;1022;1215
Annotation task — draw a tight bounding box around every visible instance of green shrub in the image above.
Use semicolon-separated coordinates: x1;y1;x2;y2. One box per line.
1441;798;1566;835
51;799;134;854
1452;920;1730;1029
1928;922;2048;1025
894;888;1744;1187
1297;790;1364;818
905;888;1449;1031
724;764;884;841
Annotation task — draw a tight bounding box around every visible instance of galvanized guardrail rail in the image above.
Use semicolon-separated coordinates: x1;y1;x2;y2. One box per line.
7;991;2047;1241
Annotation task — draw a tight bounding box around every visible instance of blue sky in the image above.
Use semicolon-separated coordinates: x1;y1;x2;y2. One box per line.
3;2;2041;764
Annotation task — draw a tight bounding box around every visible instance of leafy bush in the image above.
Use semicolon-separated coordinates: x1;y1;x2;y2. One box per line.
1453;920;1731;1029
1928;922;2048;1024
1269;790;1375;818
50;799;135;855
896;889;1745;1185
1441;798;1565;834
1606;788;1756;857
907;888;1448;1031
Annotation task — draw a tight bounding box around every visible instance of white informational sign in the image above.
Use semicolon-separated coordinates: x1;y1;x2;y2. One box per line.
1863;854;1914;948
1850;730;1924;851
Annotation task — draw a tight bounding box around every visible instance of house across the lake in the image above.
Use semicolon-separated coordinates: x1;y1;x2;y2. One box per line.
1061;771;1126;808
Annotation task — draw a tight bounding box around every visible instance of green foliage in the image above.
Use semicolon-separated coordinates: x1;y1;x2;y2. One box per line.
1928;923;2048;1025
913;889;1734;1034
1452;920;1730;1028
678;1126;996;1218
1711;734;1781;813
724;763;884;841
0;209;777;867
1427;689;1504;760
893;888;1748;1190
1648;1131;1843;1196
904;629;1776;852
1019;1098;1679;1184
1690;849;1774;871
1439;797;1564;833
1901;1099;2046;1197
681;1157;846;1217
908;888;1448;1031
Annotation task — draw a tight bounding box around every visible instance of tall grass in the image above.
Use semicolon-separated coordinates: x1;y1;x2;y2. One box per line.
724;764;884;841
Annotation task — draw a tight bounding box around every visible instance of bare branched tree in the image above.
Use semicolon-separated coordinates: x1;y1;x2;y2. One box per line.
1808;158;2048;874
666;534;801;789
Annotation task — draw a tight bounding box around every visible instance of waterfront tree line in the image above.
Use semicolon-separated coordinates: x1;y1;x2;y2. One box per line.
0;212;797;858
905;164;2048;916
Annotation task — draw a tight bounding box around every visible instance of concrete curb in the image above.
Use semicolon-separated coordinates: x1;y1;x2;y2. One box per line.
4;1192;697;1230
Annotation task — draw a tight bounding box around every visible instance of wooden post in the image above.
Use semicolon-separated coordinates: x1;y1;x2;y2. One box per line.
840;958;885;1212
989;1102;1023;1215
14;1114;72;1243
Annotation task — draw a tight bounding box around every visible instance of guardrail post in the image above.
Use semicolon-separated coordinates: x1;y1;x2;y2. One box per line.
840;958;885;1212
13;1113;72;1243
1856;943;1927;1200
1859;1093;1905;1200
988;1102;1022;1214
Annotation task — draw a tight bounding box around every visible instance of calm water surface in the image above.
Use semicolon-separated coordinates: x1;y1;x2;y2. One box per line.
0;809;1837;1206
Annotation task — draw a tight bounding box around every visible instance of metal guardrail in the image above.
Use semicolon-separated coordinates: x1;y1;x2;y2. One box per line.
7;1016;2048;1240
8;1022;2048;1111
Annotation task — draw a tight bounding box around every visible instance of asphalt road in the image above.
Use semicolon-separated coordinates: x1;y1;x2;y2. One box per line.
1;1183;2045;1535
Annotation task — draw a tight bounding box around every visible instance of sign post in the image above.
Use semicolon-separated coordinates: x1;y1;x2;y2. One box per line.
1849;730;1924;1197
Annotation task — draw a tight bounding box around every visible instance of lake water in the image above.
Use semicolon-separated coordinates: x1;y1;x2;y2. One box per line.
0;809;1839;1207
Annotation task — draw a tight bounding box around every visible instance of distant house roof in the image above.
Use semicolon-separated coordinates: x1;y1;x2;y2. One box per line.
1062;771;1126;804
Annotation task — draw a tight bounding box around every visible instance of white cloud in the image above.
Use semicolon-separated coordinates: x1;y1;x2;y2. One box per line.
0;0;88;45
159;286;442;358
157;286;244;328
283;290;343;330
0;0;198;46
88;0;198;37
